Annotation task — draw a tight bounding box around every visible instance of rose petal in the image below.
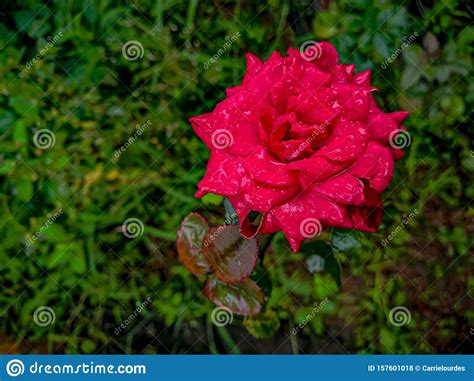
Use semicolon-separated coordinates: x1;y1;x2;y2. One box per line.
348;141;394;192
367;112;399;143
287;87;340;125
389;111;409;125
316;120;368;162
332;83;371;122
269;138;314;162
242;147;298;187
347;184;383;231
344;64;356;80
314;173;366;205
240;175;299;212
273;187;348;252
196;152;245;197
311;41;339;70
191;92;261;156
288;156;343;183
353;69;371;86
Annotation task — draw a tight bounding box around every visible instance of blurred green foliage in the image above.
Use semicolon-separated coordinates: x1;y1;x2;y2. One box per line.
0;0;472;354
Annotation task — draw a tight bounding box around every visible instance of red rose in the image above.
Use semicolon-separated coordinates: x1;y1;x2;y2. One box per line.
190;42;409;252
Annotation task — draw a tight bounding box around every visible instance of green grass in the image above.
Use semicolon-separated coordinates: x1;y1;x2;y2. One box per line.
0;0;472;354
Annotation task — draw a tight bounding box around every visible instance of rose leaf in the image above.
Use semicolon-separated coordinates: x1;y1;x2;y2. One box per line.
204;276;265;316
176;212;210;275
203;225;258;283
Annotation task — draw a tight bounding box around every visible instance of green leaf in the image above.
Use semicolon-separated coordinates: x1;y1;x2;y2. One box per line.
244;309;280;338
176;213;210;275
301;241;341;287
251;267;272;296
203;225;258;283
80;339;97;353
14;174;33;202
204;276;265;316
306;255;325;273
331;231;361;252
400;66;421;90
201;193;224;206
380;327;396;352
312;12;339;39
374;33;391;59
13;120;28;147
224;198;239;225
0;111;15;134
0;161;16;175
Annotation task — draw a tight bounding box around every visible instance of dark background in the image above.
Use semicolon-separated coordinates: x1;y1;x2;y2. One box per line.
0;0;472;354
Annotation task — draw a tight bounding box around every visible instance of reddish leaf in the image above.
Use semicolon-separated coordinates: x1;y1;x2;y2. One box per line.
177;213;210;275
204;276;265;316
202;225;258;283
